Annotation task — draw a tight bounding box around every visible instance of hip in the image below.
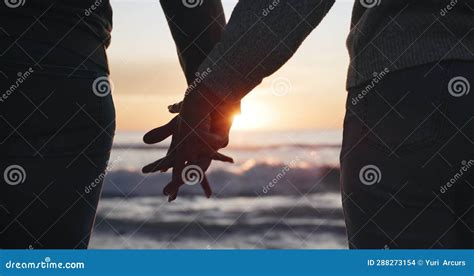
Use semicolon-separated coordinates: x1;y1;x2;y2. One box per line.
0;39;115;158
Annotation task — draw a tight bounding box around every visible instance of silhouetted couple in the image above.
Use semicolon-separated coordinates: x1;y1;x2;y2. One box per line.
0;0;472;249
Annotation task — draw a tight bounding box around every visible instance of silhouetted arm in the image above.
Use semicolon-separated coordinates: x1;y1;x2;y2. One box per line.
196;0;335;102
151;0;236;201
160;0;226;84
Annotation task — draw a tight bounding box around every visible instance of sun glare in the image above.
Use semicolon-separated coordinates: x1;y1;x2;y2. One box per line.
231;101;272;130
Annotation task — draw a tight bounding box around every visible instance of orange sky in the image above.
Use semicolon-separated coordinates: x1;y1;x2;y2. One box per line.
108;0;352;131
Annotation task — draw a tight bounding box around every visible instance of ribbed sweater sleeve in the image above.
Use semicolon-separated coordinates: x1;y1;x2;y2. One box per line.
160;0;226;85
195;0;335;102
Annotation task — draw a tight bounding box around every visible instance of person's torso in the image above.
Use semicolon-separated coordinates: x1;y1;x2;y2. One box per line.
0;0;113;70
0;0;112;44
347;0;474;88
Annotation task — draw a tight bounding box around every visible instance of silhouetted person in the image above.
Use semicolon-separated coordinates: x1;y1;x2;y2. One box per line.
0;0;228;249
144;0;473;249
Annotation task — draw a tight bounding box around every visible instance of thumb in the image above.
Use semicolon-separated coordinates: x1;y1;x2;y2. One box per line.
168;102;183;114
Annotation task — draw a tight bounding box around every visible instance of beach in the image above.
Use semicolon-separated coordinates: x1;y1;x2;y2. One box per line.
89;130;347;249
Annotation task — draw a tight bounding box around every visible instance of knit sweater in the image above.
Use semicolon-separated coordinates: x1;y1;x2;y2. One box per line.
196;0;474;102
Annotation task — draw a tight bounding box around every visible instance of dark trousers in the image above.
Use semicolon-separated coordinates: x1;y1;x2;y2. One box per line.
341;61;473;249
0;39;115;249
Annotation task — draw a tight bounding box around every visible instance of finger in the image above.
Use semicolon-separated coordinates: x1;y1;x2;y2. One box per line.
163;160;212;202
142;156;174;173
149;153;230;171
168;191;178;202
164;185;179;202
190;158;211;198
212;152;234;163
143;116;178;144
201;176;212;198
199;146;234;163
169;157;187;202
146;151;230;173
168;102;183;114
166;158;208;202
163;181;180;202
166;160;198;202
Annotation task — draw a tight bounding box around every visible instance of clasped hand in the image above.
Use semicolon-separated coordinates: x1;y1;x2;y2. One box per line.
142;88;239;202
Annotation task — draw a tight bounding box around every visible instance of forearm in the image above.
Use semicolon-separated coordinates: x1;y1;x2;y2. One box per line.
160;0;226;84
196;0;335;102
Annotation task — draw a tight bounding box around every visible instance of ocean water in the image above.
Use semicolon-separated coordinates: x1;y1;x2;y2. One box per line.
89;130;348;249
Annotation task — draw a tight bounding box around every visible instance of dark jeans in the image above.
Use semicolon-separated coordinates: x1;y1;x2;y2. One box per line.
0;39;115;249
341;61;473;249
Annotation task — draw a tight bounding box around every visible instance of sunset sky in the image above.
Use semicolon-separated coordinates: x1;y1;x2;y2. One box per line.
107;0;353;131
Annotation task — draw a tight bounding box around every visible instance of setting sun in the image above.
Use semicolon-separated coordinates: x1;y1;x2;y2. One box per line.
231;100;272;130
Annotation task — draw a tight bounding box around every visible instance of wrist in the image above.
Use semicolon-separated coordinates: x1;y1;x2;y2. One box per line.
186;83;217;109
